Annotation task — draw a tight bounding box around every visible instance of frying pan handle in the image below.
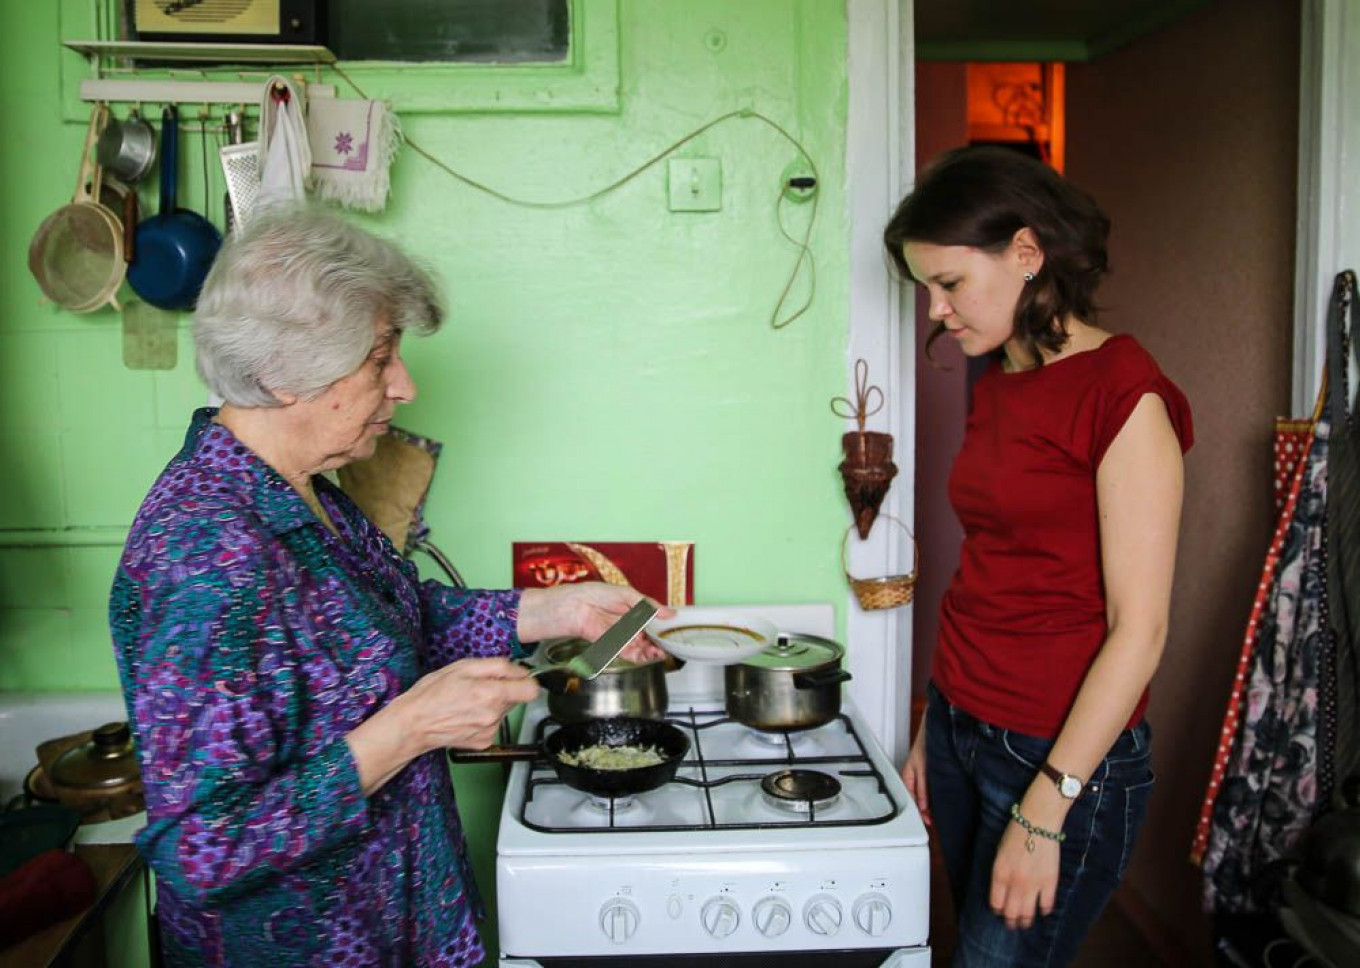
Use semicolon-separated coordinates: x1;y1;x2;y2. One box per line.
446;745;541;764
792;668;853;689
159;104;178;215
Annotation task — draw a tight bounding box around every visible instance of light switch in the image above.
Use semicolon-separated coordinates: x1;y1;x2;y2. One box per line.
668;158;722;212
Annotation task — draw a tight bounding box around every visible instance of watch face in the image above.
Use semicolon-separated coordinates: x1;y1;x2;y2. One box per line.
1059;775;1083;799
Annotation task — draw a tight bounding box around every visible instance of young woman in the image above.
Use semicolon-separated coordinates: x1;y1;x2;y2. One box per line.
884;146;1193;967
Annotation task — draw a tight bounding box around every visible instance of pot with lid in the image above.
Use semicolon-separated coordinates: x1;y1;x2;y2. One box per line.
47;721;144;819
540;638;671;723
724;633;853;732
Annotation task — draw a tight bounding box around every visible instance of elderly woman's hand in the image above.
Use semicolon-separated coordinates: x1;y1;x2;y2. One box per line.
518;582;674;664
347;657;539;794
400;657;540;749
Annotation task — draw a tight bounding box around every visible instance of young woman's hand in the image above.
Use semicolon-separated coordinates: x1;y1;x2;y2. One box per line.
900;717;931;826
988;792;1064;930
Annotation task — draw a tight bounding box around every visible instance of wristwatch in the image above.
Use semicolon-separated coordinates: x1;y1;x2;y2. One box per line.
1040;762;1084;800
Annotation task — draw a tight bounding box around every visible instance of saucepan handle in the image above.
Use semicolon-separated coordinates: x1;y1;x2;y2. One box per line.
792;668;853;689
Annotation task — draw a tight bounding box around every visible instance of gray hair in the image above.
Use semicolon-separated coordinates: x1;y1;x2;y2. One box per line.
194;206;443;407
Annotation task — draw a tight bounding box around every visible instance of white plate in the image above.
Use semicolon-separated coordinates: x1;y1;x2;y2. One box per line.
646;608;777;664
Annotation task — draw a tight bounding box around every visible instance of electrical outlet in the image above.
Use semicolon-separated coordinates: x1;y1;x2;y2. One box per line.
668;158;722;212
781;160;817;203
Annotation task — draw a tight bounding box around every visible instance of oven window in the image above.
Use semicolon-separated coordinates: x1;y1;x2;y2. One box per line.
328;0;570;63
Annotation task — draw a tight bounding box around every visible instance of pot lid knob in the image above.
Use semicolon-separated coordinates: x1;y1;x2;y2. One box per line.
91;721;134;759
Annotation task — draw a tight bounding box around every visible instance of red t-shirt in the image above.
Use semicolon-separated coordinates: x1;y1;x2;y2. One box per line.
933;334;1194;737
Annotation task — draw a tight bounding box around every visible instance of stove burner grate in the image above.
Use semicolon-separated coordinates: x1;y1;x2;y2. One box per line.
761;768;842;814
517;711;901;834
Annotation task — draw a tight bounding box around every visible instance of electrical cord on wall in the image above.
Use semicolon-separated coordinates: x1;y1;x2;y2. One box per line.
329;64;818;330
772;180;818;330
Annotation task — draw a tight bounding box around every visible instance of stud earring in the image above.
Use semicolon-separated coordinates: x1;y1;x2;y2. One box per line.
1023;271;1035;283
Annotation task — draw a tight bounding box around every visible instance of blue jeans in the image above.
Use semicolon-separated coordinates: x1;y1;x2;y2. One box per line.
925;682;1155;967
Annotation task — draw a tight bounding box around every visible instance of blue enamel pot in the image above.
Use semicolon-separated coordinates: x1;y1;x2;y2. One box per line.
127;104;222;311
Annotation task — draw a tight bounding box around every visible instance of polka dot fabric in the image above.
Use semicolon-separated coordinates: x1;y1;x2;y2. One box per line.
1273;418;1312;513
1191;414;1321;866
110;409;524;966
1194;405;1330;907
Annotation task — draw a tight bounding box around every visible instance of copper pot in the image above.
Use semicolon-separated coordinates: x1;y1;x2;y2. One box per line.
47;722;144;820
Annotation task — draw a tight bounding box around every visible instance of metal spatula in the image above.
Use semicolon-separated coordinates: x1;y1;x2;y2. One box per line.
528;599;659;685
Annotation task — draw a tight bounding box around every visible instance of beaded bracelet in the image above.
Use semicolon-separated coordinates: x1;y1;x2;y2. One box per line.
1009;802;1066;853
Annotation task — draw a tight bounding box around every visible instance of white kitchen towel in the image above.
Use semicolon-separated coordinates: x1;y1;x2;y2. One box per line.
257;75;311;207
305;94;402;212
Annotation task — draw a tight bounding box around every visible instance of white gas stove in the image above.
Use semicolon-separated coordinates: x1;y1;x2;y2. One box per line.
496;605;930;967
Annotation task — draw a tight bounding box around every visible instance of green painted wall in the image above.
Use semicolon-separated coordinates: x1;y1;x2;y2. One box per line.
0;0;851;959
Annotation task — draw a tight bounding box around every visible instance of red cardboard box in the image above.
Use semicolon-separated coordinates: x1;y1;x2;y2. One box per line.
512;542;694;606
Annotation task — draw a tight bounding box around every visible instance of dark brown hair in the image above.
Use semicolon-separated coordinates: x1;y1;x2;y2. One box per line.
883;146;1110;364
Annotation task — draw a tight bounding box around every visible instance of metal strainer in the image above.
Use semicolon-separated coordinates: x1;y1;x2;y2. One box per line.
28;104;126;313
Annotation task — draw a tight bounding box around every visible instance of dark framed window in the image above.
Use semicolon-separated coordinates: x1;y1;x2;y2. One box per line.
329;0;570;63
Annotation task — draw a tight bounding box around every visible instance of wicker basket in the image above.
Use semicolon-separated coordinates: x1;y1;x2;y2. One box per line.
842;514;918;610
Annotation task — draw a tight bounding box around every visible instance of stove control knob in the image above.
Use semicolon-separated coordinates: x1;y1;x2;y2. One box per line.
599;898;639;944
752;897;792;937
853;893;893;936
701;897;742;938
804;895;843;936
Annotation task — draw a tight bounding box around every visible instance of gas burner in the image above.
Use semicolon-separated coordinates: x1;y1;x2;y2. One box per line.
584;793;636;814
760;769;842;814
747;727;811;747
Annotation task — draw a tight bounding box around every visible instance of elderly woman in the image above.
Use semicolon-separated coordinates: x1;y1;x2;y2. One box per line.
109;207;662;966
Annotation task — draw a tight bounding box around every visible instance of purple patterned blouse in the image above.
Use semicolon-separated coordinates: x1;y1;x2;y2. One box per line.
109;409;523;966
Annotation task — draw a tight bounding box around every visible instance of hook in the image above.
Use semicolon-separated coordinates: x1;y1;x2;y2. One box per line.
830;358;885;433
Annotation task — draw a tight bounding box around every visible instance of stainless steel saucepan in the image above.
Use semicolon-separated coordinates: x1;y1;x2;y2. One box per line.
96;109;157;185
725;633;853;732
537;637;671;722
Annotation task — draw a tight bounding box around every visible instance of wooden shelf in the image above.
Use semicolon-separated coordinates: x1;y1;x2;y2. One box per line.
64;40;336;65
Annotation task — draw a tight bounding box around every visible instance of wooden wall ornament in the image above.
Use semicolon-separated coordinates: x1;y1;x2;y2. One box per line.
833;359;898;539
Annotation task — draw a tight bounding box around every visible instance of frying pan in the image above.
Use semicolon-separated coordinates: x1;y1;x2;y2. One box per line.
448;717;690;798
127;104;222;311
